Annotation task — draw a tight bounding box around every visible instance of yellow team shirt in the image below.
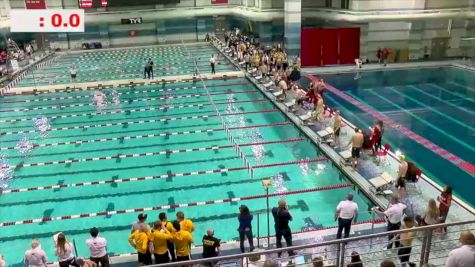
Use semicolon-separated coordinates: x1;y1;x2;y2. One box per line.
162;220;176;233
180;219;195;233
173;231;194;257
128;230;149;254
149;229;172;255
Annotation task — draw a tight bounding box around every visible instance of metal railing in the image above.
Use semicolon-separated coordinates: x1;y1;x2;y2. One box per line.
145;219;474;267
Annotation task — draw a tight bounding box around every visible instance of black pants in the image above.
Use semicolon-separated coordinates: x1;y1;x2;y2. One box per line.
138;252;152;265
211;63;215;74
167;242;176;261
275;227;293;257
90;255;109;267
154;252;170;264
238;228;255;253
336;218;353;239
59;258;79;267
387;222;401;249
397;246;412;263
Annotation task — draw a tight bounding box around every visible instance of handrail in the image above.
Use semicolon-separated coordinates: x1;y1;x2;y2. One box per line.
147;219;475;266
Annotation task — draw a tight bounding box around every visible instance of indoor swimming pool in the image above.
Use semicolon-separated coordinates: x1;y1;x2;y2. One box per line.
318;66;475;207
0;76;375;264
15;43;234;87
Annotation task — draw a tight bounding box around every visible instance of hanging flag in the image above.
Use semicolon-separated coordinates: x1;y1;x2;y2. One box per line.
211;0;228;4
24;0;47;9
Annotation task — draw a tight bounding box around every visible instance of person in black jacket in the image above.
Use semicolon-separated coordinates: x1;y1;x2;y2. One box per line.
272;199;294;257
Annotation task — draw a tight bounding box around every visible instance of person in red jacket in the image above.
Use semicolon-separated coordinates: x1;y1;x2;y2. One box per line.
376;48;382;64
383;48;390;66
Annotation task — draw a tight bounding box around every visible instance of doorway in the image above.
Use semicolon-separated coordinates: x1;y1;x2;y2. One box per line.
430;38;449;60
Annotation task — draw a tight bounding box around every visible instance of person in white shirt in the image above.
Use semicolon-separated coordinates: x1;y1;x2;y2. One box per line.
446;231;475;267
374;194;407;249
209;54;216;75
54;232;78;267
24;239;47;267
335;192;359;239
86;227;109;267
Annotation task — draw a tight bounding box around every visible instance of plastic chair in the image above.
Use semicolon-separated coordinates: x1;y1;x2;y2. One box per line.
375;144;391;166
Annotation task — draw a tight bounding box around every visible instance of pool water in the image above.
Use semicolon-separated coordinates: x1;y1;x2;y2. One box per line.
318;66;475;206
16;43;235;87
0;75;374;265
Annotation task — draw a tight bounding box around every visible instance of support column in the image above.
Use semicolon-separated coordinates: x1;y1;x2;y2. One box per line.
284;0;301;56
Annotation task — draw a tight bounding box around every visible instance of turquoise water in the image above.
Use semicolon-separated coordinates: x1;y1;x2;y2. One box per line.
318;66;475;206
0;47;374;265
16;43;235;87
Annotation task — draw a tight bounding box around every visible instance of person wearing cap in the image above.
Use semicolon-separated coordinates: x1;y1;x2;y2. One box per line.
172;220;194;262
86;227;109;267
149;221;172;264
76;258;97;267
202;229;221;266
128;223;152;265
24;239;47;267
132;214;150;233
176;211;195;233
158;212;176;261
346;128;364;170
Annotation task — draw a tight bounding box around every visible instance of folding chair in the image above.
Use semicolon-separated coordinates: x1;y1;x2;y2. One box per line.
375;144;391;166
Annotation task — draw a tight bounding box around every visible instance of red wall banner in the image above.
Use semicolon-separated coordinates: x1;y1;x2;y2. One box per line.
24;0;47;9
211;0;228;4
300;27;360;67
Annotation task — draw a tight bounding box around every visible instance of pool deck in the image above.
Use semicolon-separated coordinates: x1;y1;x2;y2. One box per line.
302;60;469;75
1;71;245;95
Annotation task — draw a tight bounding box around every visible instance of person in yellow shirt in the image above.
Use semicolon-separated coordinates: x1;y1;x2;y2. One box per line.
176;211;195;233
172;220;194;262
149;221;172;264
128;223;152;265
159;212;176;261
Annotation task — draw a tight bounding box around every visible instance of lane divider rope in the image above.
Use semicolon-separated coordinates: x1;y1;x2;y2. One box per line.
15;138;305;168
1;157;327;195
0;89;257;113
0;180;343;227
0;109;279;149
0;81;247;105
0;98;268;127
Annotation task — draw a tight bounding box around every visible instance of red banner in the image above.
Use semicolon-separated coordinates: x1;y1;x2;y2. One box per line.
24;0;47;9
211;0;228;4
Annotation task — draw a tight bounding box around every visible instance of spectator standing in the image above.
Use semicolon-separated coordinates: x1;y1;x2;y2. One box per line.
70;65;78;83
373;194;407;249
159;212;176;261
24;239;47;267
376;48;382;64
445;231;475;267
54;233;79;267
237;205;255;253
209;54;216;75
202;229;220;266
128;223;152;265
437;185;452;232
86;227;109;267
335;192;359;239
172;220;194;262
131;213;150;233
418;199;440;226
149;221;172;264
272;199;294;257
395;217;416;267
176;212;195;233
